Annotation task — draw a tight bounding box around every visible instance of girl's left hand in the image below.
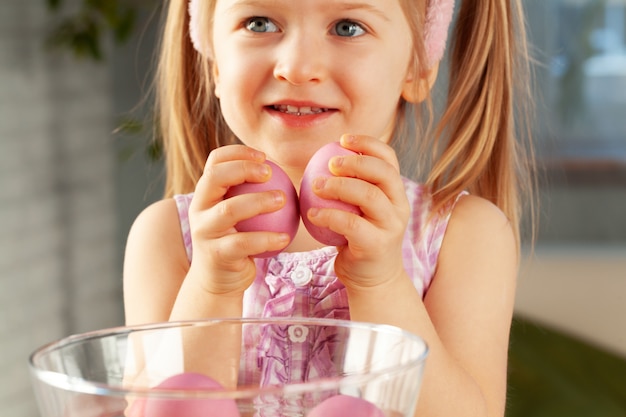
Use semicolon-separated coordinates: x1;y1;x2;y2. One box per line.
305;134;411;290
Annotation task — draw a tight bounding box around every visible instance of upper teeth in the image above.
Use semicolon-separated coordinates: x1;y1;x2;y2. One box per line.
275;105;326;115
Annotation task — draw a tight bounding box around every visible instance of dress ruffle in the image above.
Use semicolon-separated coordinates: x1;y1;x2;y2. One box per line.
241;248;349;389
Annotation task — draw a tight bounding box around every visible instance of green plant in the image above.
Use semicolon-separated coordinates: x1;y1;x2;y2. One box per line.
44;0;163;161
44;0;148;60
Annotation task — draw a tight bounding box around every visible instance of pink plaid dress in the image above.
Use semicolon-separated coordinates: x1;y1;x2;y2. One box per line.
174;178;463;391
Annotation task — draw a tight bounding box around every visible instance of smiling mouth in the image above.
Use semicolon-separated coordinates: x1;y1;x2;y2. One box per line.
272;105;329;116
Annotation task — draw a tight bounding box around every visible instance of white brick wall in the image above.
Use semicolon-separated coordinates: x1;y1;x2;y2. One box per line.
0;2;123;415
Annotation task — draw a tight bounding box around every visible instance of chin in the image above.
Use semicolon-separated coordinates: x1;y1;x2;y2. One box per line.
267;138;335;165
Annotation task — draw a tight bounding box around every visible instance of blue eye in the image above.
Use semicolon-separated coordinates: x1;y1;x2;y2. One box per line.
245;17;279;33
333;20;366;37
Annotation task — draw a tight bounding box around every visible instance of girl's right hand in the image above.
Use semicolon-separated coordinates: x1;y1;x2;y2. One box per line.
186;145;291;296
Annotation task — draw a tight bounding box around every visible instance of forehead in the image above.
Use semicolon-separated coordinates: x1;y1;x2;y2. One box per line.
211;0;407;13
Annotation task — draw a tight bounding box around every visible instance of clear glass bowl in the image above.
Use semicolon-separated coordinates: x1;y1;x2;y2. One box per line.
29;317;428;417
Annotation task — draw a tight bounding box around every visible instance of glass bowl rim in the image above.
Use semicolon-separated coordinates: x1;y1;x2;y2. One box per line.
29;317;429;399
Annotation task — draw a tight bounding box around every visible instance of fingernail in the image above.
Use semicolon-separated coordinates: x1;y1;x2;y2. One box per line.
251;149;265;161
330;156;344;168
272;190;285;205
313;177;327;191
308;208;320;218
259;163;271;177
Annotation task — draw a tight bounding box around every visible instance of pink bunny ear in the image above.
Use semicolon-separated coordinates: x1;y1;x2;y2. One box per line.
424;0;455;66
189;0;211;57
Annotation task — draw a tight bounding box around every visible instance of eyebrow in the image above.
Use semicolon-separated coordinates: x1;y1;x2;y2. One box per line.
222;0;270;14
335;2;391;22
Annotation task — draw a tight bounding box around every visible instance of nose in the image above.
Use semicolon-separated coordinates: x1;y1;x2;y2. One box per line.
273;33;326;85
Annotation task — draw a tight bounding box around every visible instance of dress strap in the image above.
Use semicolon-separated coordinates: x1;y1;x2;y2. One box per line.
173;193;194;262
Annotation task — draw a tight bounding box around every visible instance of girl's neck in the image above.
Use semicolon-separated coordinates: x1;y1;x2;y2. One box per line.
285;219;328;253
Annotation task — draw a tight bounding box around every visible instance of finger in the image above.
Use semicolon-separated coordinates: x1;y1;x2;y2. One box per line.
331;137;406;206
204;144;266;174
306;205;372;247
312;176;391;222
329;154;404;202
339;134;401;173
192;158;272;211
212;231;291;261
195;189;287;237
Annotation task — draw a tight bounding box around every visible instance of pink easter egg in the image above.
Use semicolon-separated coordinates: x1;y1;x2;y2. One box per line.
300;142;362;246
143;372;240;417
307;395;385;417
225;160;299;257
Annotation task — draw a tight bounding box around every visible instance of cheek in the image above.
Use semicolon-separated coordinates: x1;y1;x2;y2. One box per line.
217;91;249;138
213;45;268;97
342;64;406;136
366;45;413;123
213;68;264;141
212;51;254;100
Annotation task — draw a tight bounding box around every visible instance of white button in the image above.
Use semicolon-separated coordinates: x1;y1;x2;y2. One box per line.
290;265;313;287
288;325;309;343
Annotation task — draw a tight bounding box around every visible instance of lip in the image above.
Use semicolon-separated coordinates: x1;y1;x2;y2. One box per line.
265;101;338;128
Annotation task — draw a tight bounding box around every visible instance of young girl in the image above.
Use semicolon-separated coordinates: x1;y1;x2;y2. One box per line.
123;0;534;416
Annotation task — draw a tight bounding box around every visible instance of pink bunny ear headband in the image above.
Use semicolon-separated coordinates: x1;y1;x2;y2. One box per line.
423;0;455;65
189;0;454;66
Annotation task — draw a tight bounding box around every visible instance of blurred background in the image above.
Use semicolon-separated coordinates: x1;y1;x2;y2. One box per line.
1;0;625;416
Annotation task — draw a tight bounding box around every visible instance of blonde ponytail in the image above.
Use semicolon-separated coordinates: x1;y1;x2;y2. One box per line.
427;0;535;245
157;0;233;197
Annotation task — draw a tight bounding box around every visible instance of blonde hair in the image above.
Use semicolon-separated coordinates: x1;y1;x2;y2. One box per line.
156;0;535;244
427;0;536;245
157;0;232;196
